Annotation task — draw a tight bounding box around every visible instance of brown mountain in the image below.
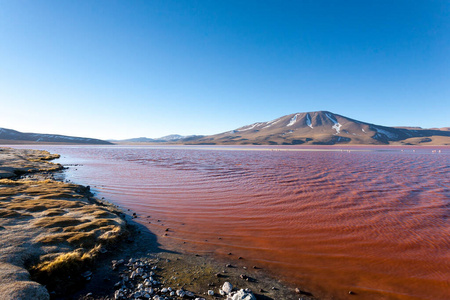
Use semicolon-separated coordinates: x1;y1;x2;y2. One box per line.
186;111;450;145
0;127;112;145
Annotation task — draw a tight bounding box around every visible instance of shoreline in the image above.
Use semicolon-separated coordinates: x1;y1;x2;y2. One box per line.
0;147;312;300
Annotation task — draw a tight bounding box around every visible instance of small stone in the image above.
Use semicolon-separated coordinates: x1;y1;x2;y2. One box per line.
349;291;355;295
222;282;233;294
228;289;256;300
114;290;123;300
295;288;301;294
176;290;186;297
207;290;214;296
185;291;195;297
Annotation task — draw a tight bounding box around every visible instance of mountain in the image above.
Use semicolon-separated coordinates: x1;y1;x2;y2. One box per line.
0;128;112;145
186;111;450;145
110;134;204;144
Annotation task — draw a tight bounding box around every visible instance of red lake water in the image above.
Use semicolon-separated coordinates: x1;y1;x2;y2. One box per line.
9;145;450;299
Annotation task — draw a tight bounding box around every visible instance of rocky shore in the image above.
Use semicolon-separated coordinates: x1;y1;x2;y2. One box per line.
0;148;315;300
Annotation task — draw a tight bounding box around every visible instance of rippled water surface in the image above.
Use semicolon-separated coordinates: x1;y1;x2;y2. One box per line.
12;145;450;299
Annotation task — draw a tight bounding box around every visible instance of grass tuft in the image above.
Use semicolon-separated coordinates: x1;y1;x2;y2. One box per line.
33;216;85;228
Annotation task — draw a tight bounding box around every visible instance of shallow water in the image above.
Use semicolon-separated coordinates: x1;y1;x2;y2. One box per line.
10;145;450;299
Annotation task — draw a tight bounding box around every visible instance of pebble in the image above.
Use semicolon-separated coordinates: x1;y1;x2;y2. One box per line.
222;281;233;294
108;257;279;300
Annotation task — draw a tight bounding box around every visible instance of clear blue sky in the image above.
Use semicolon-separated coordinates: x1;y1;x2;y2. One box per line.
1;0;448;139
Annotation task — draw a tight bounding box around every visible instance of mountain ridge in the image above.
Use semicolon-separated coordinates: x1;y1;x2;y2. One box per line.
182;111;450;145
0;127;112;145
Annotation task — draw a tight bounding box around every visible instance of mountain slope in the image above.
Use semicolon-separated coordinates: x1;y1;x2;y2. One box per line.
111;134;204;144
187;111;450;145
0;128;112;145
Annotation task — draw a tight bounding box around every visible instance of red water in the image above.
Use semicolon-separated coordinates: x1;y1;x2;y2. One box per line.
11;145;450;299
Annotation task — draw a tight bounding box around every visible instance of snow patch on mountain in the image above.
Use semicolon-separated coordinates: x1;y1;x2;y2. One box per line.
325;113;342;134
238;122;263;132
306;113;313;129
262;117;283;129
373;127;398;140
287;114;299;127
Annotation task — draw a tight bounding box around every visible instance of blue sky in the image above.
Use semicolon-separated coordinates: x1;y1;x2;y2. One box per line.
0;0;448;139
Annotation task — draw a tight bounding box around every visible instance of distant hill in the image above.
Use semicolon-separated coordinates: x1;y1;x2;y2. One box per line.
185;111;450;145
111;134;204;144
0;128;112;145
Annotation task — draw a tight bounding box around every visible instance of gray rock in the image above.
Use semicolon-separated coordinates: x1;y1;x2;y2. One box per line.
222;282;233;294
176;289;186;297
226;289;256;300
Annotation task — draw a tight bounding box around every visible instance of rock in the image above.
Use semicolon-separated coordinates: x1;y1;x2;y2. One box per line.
185;290;195;297
114;290;123;299
295;288;301;294
207;290;214;296
226;289;256;300
130;271;136;279
161;287;168;293
222;282;233;294
176;289;186;297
